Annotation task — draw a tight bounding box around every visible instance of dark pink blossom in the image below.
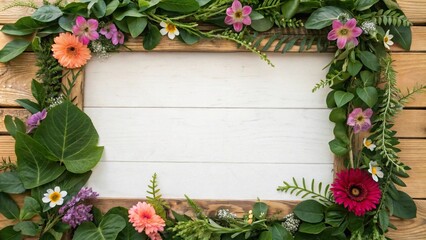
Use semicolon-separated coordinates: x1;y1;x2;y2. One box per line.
99;23;118;39
72;16;99;45
26;109;47;133
347;108;373;133
111;31;125;45
224;0;252;32
327;19;362;49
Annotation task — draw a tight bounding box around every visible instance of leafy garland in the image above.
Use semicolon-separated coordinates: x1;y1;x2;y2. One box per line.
0;0;424;239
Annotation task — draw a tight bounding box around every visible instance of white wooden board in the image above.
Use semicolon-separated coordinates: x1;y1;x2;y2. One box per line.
84;52;335;200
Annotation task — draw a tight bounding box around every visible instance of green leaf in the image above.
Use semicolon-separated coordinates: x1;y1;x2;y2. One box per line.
158;0;199;13
333;91;354;108
113;9;144;21
105;0;120;16
196;0;210;6
389;25;411;51
32;5;63;22
347;60;362;77
281;0;300;19
34;101;103;174
299;222;326;234
1;17;44;36
16;132;66;188
19;197;40;220
251;18;274;32
392;190;417;219
92;0;107;18
0;171;25;194
305;6;349;29
127;17;147;38
294;200;324;223
180;29;200;45
13;221;38;236
378;208;389;231
270;223;293;240
329;108;346;123
259;230;272;240
333;123;350;144
4;115;26;139
326;90;337;108
355;0;379;11
40;232;56;240
58;16;74;32
31;80;47;107
104;207;145;240
253;202;268;219
360;70;375;87
325;205;347;227
329;138;349;156
143;23;162;50
15;99;40;113
0;225;22;240
0;39;31;62
356;87;378;107
249;10;264;21
357;51;380;72
347;213;364;232
0;192;20;220
73;214;126;240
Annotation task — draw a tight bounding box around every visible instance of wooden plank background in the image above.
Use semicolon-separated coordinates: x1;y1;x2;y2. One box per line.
0;0;425;238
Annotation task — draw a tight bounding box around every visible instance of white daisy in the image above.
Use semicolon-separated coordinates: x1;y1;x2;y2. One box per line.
368;161;384;182
383;30;394;50
42;186;67;208
363;138;376;151
159;21;179;40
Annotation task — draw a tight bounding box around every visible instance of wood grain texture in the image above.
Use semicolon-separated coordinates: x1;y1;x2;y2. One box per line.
0;0;40;24
0;108;28;133
399;139;426;199
62;69;85;110
393;53;426;108
0;53;36;107
399;0;426;24
394;110;426;138
0;135;14;161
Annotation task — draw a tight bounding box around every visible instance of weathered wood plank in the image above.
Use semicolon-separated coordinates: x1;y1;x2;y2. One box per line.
0;108;28;133
0;198;424;239
394;110;426;138
0;135;14;161
0;53;37;107
399;0;426;24
0;0;40;24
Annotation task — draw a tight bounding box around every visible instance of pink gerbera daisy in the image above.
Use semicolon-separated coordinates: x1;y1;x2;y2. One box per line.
331;169;381;216
72;16;99;45
128;202;165;238
347;108;373;133
327;19;362;49
224;0;252;32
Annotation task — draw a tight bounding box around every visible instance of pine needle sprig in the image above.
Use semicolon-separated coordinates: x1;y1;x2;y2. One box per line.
146;173;169;220
312;69;345;92
185;195;207;220
0;157;16;172
398;84;426;105
277;177;334;205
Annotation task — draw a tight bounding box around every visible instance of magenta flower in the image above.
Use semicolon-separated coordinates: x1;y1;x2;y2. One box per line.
26;109;47;133
347;108;373;133
327;19;362;49
224;0;252;32
72;16;99;45
111;31;125;45
99;23;118;40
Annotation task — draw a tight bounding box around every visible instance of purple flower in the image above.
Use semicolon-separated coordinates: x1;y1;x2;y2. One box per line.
327;19;362;49
224;0;252;32
347;108;373;133
26;109;47;133
62;204;93;228
111;31;125;45
99;23;118;39
72;16;99;45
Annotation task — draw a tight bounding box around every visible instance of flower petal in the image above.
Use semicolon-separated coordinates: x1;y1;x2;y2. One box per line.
49;202;56;208
87;19;99;30
60;191;68;197
364;108;373;118
233;22;243;32
224;16;234;25
345;18;357;29
42;197;50;203
232;0;242;12
75;16;86;27
352;27;363;38
159;28;168;36
226;7;234;16
168;32;175;40
160;21;166;27
327;30;338;40
332;20;343;29
174;28;180;36
242;16;251;25
337;37;347;49
242;6;252;16
54;186;60;192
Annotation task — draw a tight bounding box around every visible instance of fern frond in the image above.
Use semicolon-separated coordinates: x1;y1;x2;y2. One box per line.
146;173;169;220
0;157;16;172
277;177;333;205
0;0;37;12
398;84;426;105
312;69;345;92
371;9;411;27
185;195;207;220
255;0;281;11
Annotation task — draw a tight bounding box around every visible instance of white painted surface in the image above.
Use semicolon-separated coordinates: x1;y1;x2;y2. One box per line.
84;52;335;200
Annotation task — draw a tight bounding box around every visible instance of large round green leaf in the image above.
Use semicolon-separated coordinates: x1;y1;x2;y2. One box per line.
73;214;126;240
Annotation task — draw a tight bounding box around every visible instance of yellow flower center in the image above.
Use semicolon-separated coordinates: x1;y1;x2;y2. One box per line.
166;24;176;33
371;166;377;175
357;115;364;122
67;46;77;56
339;29;349;36
384;36;389;42
49;192;61;202
351;187;360;197
364;139;372;146
235;11;242;19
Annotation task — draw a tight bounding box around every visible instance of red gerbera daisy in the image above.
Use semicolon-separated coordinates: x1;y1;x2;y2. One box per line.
331;168;381;216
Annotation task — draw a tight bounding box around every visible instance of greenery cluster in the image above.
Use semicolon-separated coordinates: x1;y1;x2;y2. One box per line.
0;0;422;239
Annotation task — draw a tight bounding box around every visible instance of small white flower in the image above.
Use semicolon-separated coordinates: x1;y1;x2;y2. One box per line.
363;138;376;151
368;161;384;182
159;21;179;40
383;30;394;50
42;186;67;208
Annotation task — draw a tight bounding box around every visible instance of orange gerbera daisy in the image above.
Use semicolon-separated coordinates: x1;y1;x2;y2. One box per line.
52;32;91;69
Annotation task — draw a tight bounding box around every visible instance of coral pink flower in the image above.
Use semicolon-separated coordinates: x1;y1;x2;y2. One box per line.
327;19;362;49
147;232;162;240
128;202;165;236
331;169;381;216
52;33;91;69
224;0;252;32
99;23;118;39
347;108;373;133
72;16;99;45
111;31;125;45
